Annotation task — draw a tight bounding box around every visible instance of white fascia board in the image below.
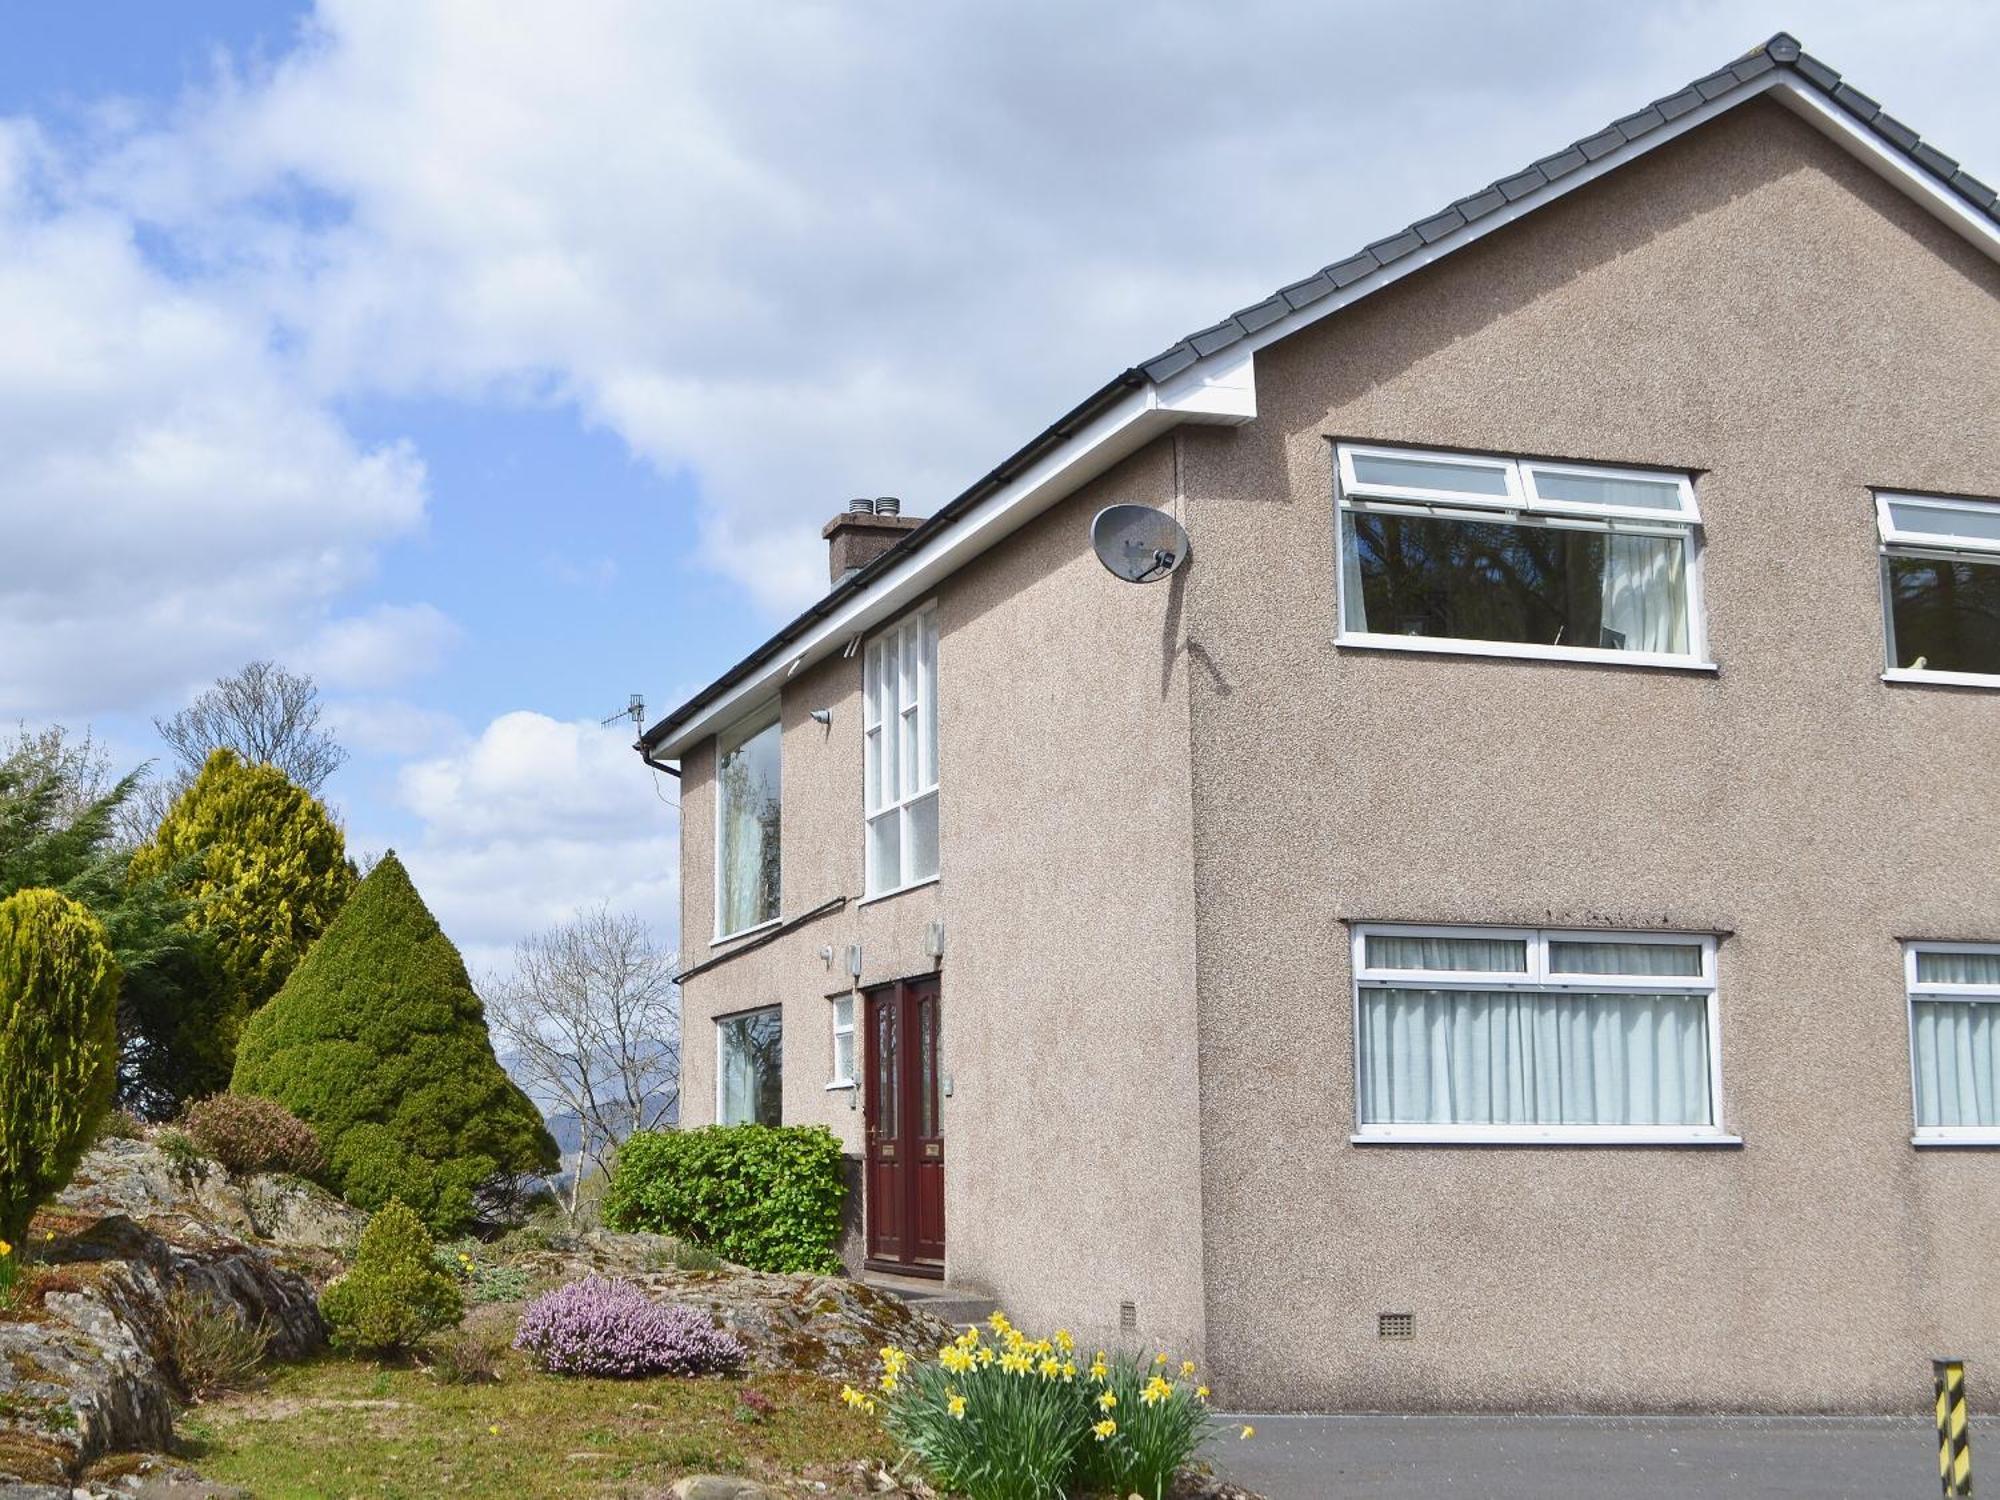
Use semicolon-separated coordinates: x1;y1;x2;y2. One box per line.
1766;77;2000;261
654;346;1256;760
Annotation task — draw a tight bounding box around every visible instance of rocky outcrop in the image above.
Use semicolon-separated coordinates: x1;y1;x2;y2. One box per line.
508;1232;958;1383
0;1141;345;1489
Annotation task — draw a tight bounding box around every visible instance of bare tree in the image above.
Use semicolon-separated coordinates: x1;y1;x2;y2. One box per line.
128;661;349;838
487;906;681;1217
2;723;118;828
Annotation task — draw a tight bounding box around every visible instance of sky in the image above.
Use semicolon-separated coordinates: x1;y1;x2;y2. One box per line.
2;0;1995;978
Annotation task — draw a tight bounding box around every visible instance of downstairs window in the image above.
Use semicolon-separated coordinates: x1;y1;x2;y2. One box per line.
717;1006;783;1126
1353;925;1729;1143
1907;944;2000;1142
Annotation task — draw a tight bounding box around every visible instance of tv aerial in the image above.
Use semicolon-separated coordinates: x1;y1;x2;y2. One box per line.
601;694;645;731
1091;504;1190;583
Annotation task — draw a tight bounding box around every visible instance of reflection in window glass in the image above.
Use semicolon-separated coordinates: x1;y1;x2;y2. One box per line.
1350;452;1511;496
718;1007;782;1125
717;714;781;936
1885;555;2000;676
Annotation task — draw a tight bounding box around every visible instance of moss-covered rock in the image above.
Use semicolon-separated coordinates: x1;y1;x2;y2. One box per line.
230;853;556;1232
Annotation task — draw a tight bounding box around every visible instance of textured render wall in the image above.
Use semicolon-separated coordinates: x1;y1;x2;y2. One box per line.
678;443;1207;1356
1186;99;2000;1412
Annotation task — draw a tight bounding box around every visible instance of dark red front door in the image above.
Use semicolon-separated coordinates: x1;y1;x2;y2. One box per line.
865;978;943;1274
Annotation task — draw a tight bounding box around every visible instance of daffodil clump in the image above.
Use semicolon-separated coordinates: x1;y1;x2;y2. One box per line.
841;1312;1224;1500
0;1238;17;1314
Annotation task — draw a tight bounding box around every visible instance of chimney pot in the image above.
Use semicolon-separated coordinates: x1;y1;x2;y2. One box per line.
848;496;875;515
823;497;925;584
874;495;901;516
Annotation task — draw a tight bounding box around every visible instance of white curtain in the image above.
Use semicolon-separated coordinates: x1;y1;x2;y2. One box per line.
1366;933;1526;972
1912;1001;2000;1127
1340;515;1369;633
1599;533;1688;654
1360;987;1711;1126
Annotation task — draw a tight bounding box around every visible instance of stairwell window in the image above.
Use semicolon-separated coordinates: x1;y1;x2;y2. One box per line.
1878;492;2000;686
1907;944;2000;1143
1352;924;1732;1144
715;706;781;940
864;605;940;898
1335;444;1708;669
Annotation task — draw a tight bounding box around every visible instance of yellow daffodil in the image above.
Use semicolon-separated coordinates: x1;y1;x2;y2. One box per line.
1196;1385;1211;1401
1097;1390;1118;1412
878;1373;898;1393
1181;1360;1196;1376
1240;1425;1256;1440
999;1352;1032;1376
1154;1352;1169;1366
879;1346;909;1375
940;1346;974;1374
987;1311;1011;1334
1090;1354;1109;1381
1092;1419;1117;1441
1141;1375;1174;1407
1060;1361;1077;1382
976;1346;996;1367
840;1384;867;1408
487;1425;500;1436
955;1328;981;1349
0;1240;11;1258
1054;1328;1075;1353
947;1392;966;1420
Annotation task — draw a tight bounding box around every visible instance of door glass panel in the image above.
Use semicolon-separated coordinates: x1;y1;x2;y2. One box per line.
919;997;936;1138
875;1000;898;1138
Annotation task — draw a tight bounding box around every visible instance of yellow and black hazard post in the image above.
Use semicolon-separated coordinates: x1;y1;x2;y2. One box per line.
1937;1357;1973;1497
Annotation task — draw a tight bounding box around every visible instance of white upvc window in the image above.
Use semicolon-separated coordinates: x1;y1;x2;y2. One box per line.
1877;491;2000;687
1352;923;1733;1145
1334;443;1710;670
1906;943;2000;1144
716;1005;783;1126
714;704;782;942
863;605;940;898
829;995;856;1089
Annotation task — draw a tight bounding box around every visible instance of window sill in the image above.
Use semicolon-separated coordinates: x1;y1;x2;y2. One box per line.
710;916;782;949
858;874;940;908
1352;1126;1741;1147
825;1079;857;1092
1883;668;2000;690
1335;633;1717;673
1913;1130;2000;1146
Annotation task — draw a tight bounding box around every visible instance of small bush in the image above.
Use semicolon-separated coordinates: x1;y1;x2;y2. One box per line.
319;1200;463;1354
436;1240;533;1304
494;1222;573;1255
93;1109;144;1143
155;1129;210;1181
603;1125;845;1274
182;1094;324;1178
669;1241;724;1272
512;1276;744;1378
859;1313;1220;1500
425;1328;504;1385
157;1284;273;1401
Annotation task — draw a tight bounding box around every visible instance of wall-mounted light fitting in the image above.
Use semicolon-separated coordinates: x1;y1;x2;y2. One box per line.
810;708;831;726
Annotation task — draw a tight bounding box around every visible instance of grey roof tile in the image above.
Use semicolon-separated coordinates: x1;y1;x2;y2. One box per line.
1453;187;1508;222
1913;142;1960;180
1794;52;1840;90
1278;272;1336;309
1578;127;1626;161
1187;320;1245;357
1613;106;1667;142
1233;296;1290;333
644;30;2000;750
1656;87;1705;120
1413;207;1466;243
1873;111;1921;152
1951;170;1999;210
1365;228;1424;263
1832;83;1881;121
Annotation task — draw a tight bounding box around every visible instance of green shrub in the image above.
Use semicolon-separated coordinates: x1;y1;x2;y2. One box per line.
320;1200;464;1354
603;1125;845;1275
155;1128;210;1182
129;750;354;1093
231;853;556;1234
435;1240;534;1304
0;888;120;1245
157;1284;273;1401
182;1094;325;1178
93;1108;144;1143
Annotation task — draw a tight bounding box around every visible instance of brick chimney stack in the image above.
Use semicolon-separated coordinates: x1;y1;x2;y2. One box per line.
824;497;923;584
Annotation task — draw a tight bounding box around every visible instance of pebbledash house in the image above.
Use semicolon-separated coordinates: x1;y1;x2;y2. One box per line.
636;34;2000;1411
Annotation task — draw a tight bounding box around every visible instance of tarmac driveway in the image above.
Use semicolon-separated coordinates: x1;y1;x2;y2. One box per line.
1209;1413;1940;1499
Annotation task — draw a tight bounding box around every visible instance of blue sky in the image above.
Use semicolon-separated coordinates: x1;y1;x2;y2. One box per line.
3;1;1994;976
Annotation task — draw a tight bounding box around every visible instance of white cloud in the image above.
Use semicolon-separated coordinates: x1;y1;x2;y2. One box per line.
297;602;461;691
320;696;463;757
387;711;679;974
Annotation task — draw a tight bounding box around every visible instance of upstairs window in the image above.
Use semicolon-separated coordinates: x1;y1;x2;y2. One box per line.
1878;492;2000;685
1907;943;2000;1142
715;707;781;940
864;606;940;897
1335;444;1705;668
1353;924;1728;1144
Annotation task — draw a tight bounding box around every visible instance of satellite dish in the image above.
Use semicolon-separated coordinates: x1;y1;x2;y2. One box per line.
1091;504;1190;583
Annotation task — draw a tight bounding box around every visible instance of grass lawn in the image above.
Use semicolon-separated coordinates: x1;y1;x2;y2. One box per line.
174;1349;894;1499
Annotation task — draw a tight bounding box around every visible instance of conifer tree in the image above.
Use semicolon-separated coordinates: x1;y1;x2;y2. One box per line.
233;852;557;1231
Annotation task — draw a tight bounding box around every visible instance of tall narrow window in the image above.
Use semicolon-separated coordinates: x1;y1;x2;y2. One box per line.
1353;925;1729;1143
1878;492;2000;685
717;1006;783;1125
830;996;856;1087
1907;943;2000;1142
864;606;940;897
716;708;781;939
1335;445;1705;667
